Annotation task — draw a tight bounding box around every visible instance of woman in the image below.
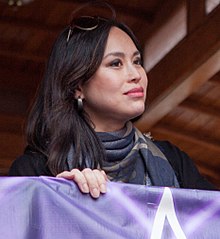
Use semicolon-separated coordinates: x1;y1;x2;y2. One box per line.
9;2;217;198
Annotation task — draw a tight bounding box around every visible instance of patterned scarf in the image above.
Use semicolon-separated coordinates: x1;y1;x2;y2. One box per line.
97;122;179;187
67;122;179;187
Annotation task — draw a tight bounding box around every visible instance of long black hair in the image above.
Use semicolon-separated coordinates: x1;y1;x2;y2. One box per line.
26;8;143;175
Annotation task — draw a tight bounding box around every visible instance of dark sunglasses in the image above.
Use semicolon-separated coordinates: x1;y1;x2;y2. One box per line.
66;16;108;43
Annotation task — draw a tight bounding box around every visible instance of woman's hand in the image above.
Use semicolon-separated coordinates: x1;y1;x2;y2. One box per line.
56;168;108;198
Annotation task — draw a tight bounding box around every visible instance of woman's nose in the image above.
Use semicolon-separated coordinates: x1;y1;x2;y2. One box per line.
127;65;142;83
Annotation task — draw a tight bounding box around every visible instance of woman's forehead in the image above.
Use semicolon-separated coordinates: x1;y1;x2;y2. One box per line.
104;27;138;55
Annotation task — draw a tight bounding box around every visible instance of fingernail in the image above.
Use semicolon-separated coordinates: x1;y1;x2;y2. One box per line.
82;183;89;193
92;188;100;198
100;184;106;193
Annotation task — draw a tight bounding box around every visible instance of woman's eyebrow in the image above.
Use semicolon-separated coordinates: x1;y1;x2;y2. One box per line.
133;51;141;57
103;50;140;59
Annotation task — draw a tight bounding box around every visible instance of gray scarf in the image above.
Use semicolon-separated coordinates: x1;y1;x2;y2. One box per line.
67;122;179;187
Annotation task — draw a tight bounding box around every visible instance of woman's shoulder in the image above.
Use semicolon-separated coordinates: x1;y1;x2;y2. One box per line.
152;139;187;174
8;146;52;176
153;140;185;161
152;139;218;190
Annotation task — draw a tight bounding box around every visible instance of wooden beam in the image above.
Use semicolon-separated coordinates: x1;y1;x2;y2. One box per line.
198;166;220;187
0;49;46;64
0;16;61;34
136;50;220;131
0;114;25;133
141;0;185;38
210;71;220;83
152;123;220;154
0;158;14;175
0;132;24;158
0;91;29;116
136;5;220;131
186;0;206;33
57;0;154;22
180;98;220;118
197;162;220;177
0;63;41;92
147;4;220;103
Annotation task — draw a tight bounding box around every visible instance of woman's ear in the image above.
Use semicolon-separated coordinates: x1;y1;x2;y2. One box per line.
74;85;84;99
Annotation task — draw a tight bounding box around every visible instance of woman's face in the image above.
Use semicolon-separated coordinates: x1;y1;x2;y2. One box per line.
80;27;148;132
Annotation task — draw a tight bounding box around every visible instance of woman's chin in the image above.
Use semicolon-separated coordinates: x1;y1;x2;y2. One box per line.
134;105;146;116
126;107;145;121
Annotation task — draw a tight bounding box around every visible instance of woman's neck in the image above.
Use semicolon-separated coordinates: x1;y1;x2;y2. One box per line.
94;122;126;133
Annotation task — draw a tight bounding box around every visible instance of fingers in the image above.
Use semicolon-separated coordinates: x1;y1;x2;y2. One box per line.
56;168;107;199
85;169;107;197
57;169;90;194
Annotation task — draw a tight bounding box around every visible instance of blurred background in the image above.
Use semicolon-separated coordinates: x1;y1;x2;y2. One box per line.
0;0;219;187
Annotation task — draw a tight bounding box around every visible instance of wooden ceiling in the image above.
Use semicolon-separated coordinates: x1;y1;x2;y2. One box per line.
0;0;219;188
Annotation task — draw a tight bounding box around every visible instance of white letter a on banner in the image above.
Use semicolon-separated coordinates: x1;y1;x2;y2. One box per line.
150;187;186;239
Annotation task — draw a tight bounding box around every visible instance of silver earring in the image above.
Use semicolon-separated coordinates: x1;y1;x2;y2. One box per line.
77;97;83;112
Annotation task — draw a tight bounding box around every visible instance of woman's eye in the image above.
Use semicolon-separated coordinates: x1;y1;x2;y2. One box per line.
109;59;122;67
134;58;142;65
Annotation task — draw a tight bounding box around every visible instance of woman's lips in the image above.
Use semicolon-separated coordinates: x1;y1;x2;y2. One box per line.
124;87;144;97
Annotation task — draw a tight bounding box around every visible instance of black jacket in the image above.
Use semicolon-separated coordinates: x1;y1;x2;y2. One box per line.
8;140;217;190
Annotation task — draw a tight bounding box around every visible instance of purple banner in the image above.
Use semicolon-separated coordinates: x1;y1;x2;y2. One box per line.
0;177;219;238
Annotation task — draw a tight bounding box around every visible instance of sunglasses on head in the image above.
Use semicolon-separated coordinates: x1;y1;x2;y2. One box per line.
66;16;108;43
66;1;116;43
